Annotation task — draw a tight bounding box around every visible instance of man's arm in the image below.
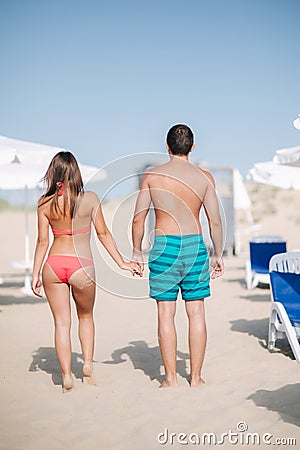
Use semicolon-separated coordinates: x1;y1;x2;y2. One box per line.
202;171;224;278
132;174;152;270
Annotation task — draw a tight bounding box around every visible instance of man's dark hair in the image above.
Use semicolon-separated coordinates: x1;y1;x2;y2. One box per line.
166;124;194;155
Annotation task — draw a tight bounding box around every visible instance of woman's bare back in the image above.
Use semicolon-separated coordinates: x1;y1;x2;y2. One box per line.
40;191;98;258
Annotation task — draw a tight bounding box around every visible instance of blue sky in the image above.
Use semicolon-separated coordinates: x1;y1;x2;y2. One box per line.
0;0;299;176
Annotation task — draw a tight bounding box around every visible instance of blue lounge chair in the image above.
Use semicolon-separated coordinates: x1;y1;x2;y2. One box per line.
268;251;300;363
245;235;287;289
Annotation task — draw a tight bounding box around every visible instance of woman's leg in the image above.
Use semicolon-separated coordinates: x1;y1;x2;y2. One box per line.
69;267;96;384
42;263;72;391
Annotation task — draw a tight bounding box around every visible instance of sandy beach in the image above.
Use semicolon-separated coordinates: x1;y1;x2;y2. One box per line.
0;184;299;449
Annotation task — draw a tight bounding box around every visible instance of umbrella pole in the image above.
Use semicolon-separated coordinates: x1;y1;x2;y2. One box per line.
23;185;31;294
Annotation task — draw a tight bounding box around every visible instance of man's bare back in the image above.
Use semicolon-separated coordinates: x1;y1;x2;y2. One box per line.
143;157;216;236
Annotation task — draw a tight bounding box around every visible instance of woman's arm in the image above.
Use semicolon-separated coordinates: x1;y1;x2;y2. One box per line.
32;205;50;297
92;194;142;276
131;174;151;270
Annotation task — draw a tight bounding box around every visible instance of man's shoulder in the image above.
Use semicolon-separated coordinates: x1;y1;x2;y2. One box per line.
145;162;169;173
141;163;169;180
196;167;215;184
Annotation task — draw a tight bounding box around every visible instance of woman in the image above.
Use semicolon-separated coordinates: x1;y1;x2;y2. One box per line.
32;151;142;393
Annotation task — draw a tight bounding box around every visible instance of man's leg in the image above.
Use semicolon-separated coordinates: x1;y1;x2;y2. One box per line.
156;300;179;387
185;300;206;387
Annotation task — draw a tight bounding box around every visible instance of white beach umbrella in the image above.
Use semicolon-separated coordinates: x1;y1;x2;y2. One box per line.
293;114;300;131
233;169;252;210
0;155;100;190
0;135;101;187
0;135;102;294
273;145;300;166
247;145;300;190
248;160;300;190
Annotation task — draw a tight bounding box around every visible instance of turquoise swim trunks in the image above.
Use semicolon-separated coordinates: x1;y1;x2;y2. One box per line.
148;234;210;301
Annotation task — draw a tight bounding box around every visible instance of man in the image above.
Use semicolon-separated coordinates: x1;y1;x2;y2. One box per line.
132;124;223;387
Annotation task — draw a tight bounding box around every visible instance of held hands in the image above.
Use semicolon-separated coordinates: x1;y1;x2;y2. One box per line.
210;256;224;279
119;248;144;276
131;251;144;274
120;260;143;277
31;275;43;298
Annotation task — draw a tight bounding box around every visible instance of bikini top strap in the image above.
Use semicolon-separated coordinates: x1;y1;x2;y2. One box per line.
51;224;92;236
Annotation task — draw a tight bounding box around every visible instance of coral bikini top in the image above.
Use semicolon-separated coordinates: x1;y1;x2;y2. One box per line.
51;225;91;236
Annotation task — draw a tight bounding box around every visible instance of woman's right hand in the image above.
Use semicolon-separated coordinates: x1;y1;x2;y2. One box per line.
31;276;43;297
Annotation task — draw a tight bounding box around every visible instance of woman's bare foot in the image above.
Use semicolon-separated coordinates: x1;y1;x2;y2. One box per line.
190;377;205;387
83;362;96;386
62;373;74;394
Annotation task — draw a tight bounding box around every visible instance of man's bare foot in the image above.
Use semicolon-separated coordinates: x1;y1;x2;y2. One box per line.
83;362;96;386
62;373;74;393
190;377;205;387
159;378;179;388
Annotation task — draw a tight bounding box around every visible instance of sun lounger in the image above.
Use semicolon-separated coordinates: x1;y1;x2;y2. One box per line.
245;235;286;289
268;251;300;363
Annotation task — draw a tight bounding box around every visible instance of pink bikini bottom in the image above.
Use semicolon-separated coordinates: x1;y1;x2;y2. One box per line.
46;255;94;283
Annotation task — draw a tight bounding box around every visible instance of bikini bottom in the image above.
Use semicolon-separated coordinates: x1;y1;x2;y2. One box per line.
45;255;94;283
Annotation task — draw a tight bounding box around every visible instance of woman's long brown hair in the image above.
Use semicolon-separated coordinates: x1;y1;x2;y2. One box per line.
40;151;84;218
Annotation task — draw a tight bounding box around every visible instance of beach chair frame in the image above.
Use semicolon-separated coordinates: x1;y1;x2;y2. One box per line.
245;259;270;289
268;251;300;363
245;236;287;289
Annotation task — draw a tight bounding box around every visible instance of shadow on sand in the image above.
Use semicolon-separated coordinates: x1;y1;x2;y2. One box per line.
29;347;84;385
0;280;47;305
230;317;269;341
224;274;271;291
248;383;300;427
0;281;24;288
223;277;246;287
230;318;295;361
240;293;270;303
0;294;47;305
103;340;189;384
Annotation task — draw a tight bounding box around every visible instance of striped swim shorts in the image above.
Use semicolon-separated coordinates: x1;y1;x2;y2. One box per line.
148;234;210;301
